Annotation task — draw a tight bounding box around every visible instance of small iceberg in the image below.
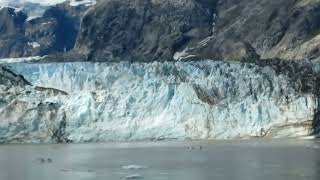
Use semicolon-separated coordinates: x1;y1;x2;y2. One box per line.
124;174;144;179
122;165;146;170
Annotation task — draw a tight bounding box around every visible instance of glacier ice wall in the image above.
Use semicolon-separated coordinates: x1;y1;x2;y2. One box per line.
0;60;318;143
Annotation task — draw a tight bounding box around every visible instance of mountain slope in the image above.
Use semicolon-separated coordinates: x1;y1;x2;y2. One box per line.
2;0;320;62
0;2;91;58
72;0;320;62
187;0;320;61
75;0;213;62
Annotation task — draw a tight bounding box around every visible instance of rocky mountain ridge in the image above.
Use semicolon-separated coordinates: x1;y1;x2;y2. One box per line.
0;1;92;58
73;0;320;62
1;0;320;62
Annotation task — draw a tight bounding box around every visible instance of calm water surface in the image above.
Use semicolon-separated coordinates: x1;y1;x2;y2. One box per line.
0;139;319;180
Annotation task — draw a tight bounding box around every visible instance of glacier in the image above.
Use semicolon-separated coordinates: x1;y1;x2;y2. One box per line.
0;60;319;143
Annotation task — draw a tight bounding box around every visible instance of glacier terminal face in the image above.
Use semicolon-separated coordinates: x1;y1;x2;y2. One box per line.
0;60;318;143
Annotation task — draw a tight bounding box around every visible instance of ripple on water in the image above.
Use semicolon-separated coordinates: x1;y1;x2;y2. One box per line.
305;144;320;149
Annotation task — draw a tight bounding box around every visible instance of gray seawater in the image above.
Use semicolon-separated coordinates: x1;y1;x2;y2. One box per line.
0;140;319;180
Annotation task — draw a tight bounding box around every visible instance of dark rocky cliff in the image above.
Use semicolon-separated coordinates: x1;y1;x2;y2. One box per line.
2;0;320;62
189;0;320;61
73;0;320;62
0;2;89;58
74;0;214;62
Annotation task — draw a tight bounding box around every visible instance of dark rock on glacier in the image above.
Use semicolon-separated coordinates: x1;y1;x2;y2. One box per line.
0;66;30;86
255;59;320;94
314;109;320;135
0;66;70;143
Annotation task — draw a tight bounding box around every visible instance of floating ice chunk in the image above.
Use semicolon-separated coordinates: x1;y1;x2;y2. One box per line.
122;165;146;170
124;174;144;179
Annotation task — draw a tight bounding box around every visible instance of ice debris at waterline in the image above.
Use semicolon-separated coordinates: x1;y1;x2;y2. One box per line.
0;60;319;143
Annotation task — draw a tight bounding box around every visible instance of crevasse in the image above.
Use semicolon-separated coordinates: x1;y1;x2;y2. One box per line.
0;60;317;143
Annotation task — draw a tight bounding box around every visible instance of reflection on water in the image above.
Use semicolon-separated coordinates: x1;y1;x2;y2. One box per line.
0;139;319;180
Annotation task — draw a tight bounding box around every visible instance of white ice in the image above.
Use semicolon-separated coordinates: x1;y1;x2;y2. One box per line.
0;60;318;143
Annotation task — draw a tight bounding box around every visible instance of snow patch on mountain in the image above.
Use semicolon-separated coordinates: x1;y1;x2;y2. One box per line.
0;0;96;20
69;0;95;6
28;42;41;48
0;0;95;6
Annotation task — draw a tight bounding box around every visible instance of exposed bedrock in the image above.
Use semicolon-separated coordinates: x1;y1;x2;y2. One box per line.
2;0;320;62
72;0;320;62
0;2;89;58
74;0;215;62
